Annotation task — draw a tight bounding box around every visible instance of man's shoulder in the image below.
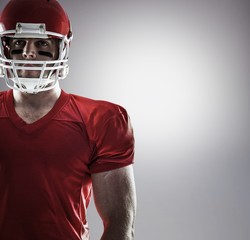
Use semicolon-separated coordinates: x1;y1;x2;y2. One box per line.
66;93;128;123
69;93;123;114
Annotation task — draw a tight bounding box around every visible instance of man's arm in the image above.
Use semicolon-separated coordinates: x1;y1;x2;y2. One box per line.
91;165;137;240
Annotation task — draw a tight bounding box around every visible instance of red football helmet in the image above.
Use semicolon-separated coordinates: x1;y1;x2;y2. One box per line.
0;0;73;93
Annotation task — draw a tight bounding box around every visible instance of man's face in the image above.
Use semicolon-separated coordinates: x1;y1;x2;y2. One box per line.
8;38;59;78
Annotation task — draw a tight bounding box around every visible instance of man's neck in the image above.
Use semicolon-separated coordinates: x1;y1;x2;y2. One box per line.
13;85;61;109
12;85;62;124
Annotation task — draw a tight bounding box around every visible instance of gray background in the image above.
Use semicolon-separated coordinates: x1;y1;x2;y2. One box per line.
1;0;250;239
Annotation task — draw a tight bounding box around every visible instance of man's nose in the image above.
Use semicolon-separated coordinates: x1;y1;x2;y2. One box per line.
22;42;37;59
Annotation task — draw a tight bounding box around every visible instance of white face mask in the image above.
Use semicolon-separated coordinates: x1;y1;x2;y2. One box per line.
0;23;72;94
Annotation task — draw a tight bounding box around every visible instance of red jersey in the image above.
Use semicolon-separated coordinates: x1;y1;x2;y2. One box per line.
0;90;134;240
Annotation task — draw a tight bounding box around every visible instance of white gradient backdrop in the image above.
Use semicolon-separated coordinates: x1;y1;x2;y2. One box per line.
1;0;250;239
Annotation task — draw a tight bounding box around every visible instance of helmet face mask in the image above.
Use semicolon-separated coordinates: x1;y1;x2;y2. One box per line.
0;0;73;94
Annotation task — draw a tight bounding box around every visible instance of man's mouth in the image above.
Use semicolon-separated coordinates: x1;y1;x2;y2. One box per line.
18;63;43;68
22;64;35;67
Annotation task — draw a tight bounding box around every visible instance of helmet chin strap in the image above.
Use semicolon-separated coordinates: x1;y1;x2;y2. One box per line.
13;77;59;94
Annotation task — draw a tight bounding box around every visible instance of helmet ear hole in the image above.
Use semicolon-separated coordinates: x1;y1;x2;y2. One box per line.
1;37;10;58
67;31;73;41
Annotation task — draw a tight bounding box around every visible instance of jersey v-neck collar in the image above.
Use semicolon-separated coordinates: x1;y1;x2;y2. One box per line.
5;90;69;134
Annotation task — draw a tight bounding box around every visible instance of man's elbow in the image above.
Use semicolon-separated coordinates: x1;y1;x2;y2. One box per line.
101;209;136;240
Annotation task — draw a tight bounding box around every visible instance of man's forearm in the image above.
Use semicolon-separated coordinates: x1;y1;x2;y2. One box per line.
100;220;135;240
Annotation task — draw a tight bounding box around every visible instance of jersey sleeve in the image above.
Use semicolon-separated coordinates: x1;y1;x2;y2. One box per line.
88;103;135;174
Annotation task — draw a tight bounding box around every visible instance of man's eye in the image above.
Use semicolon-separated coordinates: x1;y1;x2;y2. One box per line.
14;40;25;46
37;40;49;47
